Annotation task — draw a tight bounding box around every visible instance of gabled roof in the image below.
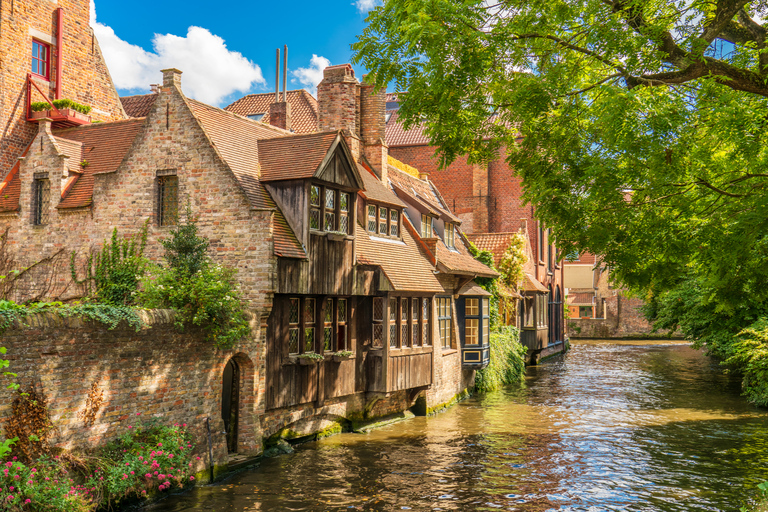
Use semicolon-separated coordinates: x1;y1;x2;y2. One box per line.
568;291;595;305
186;98;306;259
358;163;406;208
225;90;319;134
434;240;499;278
257;131;362;189
388;163;460;223
356;219;443;293
458;281;492;297
523;273;548;293
121;93;158;118
53;118;146;209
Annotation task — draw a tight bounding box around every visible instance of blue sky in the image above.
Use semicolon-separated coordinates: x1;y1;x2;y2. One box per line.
91;0;381;106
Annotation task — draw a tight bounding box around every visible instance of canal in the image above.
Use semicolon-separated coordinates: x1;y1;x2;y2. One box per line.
148;340;768;511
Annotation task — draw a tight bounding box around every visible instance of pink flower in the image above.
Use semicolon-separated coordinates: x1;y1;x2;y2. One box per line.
189;476;195;481
157;443;163;447
145;473;152;479
25;499;31;504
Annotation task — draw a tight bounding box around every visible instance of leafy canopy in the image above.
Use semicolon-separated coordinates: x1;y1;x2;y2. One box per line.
354;0;768;403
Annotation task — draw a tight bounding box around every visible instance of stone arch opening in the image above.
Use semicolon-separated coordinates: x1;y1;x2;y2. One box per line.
221;353;258;455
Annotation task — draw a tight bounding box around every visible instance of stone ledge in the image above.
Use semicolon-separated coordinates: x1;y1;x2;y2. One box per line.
3;308;178;332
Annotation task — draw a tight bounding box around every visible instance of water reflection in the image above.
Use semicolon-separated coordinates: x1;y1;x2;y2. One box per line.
148;341;768;511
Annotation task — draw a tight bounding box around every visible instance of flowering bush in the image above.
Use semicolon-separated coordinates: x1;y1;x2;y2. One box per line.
97;417;196;503
0;418;196;511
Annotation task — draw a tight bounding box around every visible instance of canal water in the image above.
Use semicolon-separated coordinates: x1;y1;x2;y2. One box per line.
148;340;768;511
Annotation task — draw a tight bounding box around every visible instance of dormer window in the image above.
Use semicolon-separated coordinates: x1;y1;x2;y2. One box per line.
247;113;265;121
445;223;455;249
421;214;433;238
310;184;350;235
367;202;401;239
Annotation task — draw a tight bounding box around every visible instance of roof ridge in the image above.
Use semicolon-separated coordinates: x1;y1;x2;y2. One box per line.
258;129;339;143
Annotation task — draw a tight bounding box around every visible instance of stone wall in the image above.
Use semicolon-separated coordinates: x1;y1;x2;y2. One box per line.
0;310;263;470
567;294;663;338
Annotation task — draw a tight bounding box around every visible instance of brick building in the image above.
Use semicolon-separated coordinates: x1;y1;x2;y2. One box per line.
0;2;500;469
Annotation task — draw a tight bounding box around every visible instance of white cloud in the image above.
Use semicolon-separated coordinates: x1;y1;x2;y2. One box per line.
354;0;382;14
90;1;265;106
291;55;331;96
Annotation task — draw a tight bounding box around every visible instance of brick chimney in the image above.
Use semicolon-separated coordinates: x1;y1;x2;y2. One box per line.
360;74;388;181
161;68;182;89
269;99;292;131
317;64;361;157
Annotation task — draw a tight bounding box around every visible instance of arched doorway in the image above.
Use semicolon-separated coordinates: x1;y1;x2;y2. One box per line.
221;359;239;453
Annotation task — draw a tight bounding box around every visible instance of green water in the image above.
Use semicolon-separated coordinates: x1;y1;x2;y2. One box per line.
148;341;768;511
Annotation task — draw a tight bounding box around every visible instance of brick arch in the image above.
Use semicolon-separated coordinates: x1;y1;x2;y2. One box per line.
224;352;260;455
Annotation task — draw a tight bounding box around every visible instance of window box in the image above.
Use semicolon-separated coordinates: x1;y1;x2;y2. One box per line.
331;351;353;362
297;353;323;366
29;108;91;126
326;231;347;242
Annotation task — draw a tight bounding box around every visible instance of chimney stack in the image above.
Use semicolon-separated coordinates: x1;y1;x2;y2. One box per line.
161;68;182;89
360;73;388;180
317;64;361;157
269;46;292;131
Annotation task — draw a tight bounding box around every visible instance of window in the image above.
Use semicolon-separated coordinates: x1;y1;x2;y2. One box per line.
464;297;490;346
536;294;548;327
390;210;399;237
547;228;553;271
32;177;50;226
367;205;377;233
422;298;431;346
400;298;410;347
247;113;265;121
421;214;433;238
288;298;300;354
304;298;316;352
522;297;534;328
538;224;544;262
437;297;452;349
389;297;398;348
411;298;419;347
157;174;178;226
379;207;388;235
289;297;350;355
445;223;455;249
310;184;351;234
579;306;593;318
372;297;384;348
31;40;50;79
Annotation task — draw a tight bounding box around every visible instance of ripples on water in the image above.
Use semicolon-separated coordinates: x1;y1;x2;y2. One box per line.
148;341;768;511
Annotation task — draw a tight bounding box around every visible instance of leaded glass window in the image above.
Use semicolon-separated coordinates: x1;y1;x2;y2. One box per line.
379;207;387;235
389;297;398;348
368;204;377;233
310;185;321;230
32;177;50;226
339;192;349;234
401;298;409;347
390;210;399;237
422;298;431;346
304;298;316;352
372;297;384;348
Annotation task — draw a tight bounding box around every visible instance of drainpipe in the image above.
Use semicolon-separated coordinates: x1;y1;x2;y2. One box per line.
55;8;63;100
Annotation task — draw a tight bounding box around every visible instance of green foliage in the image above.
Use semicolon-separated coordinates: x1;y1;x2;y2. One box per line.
474;327;527;393
297;352;324;361
0;456;92;512
0;300;142;335
71;222;149;306
741;482;768;512
354;1;768;404
138;214;250;349
727;319;768;407
30;99;91;115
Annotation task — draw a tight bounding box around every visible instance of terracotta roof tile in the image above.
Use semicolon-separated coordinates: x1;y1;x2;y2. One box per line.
356;222;443;293
523;273;548;293
0;148;25;212
186;99;305;258
466;232;522;266
388;166;460;223
435;240;498;278
53;118;146;209
121;93;158;118
225;90;319;134
257;131;340;182
385;109;431;147
359;164;406;208
457;281;492;297
568;291;595;305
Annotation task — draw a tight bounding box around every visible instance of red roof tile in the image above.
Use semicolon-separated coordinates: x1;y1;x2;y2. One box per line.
257;131;340;182
466;232;523;266
358;164;406;208
53;118;146;209
568;291;595;305
385;109;431;147
523;273;548;293
225;90;319;134
457;281;492;297
434;240;498;278
121;93;158;118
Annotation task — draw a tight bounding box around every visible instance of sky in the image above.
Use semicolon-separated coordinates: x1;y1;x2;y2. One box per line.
90;0;382;107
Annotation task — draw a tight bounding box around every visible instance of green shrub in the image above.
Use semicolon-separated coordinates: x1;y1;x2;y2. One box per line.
726;318;768;407
474;327;527;393
30;99;92;115
138;213;250;348
71;222;149;306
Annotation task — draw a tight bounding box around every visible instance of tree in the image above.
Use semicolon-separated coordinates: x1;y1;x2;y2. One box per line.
353;1;768;403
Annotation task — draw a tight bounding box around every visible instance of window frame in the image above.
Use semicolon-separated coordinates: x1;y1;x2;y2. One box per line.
445;223;455;249
421;214;434;238
372;297;384;348
288;296;351;357
437;296;453;349
32;175;50;226
309;183;352;235
463;297;490;347
366;202;401;239
31;40;50;80
156;171;179;227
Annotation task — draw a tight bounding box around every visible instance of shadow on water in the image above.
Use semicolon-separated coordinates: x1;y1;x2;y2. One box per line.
147;341;768;511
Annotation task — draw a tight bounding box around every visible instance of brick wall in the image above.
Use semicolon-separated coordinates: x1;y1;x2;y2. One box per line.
1;0;125;177
567;295;661;338
0;310;263;468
